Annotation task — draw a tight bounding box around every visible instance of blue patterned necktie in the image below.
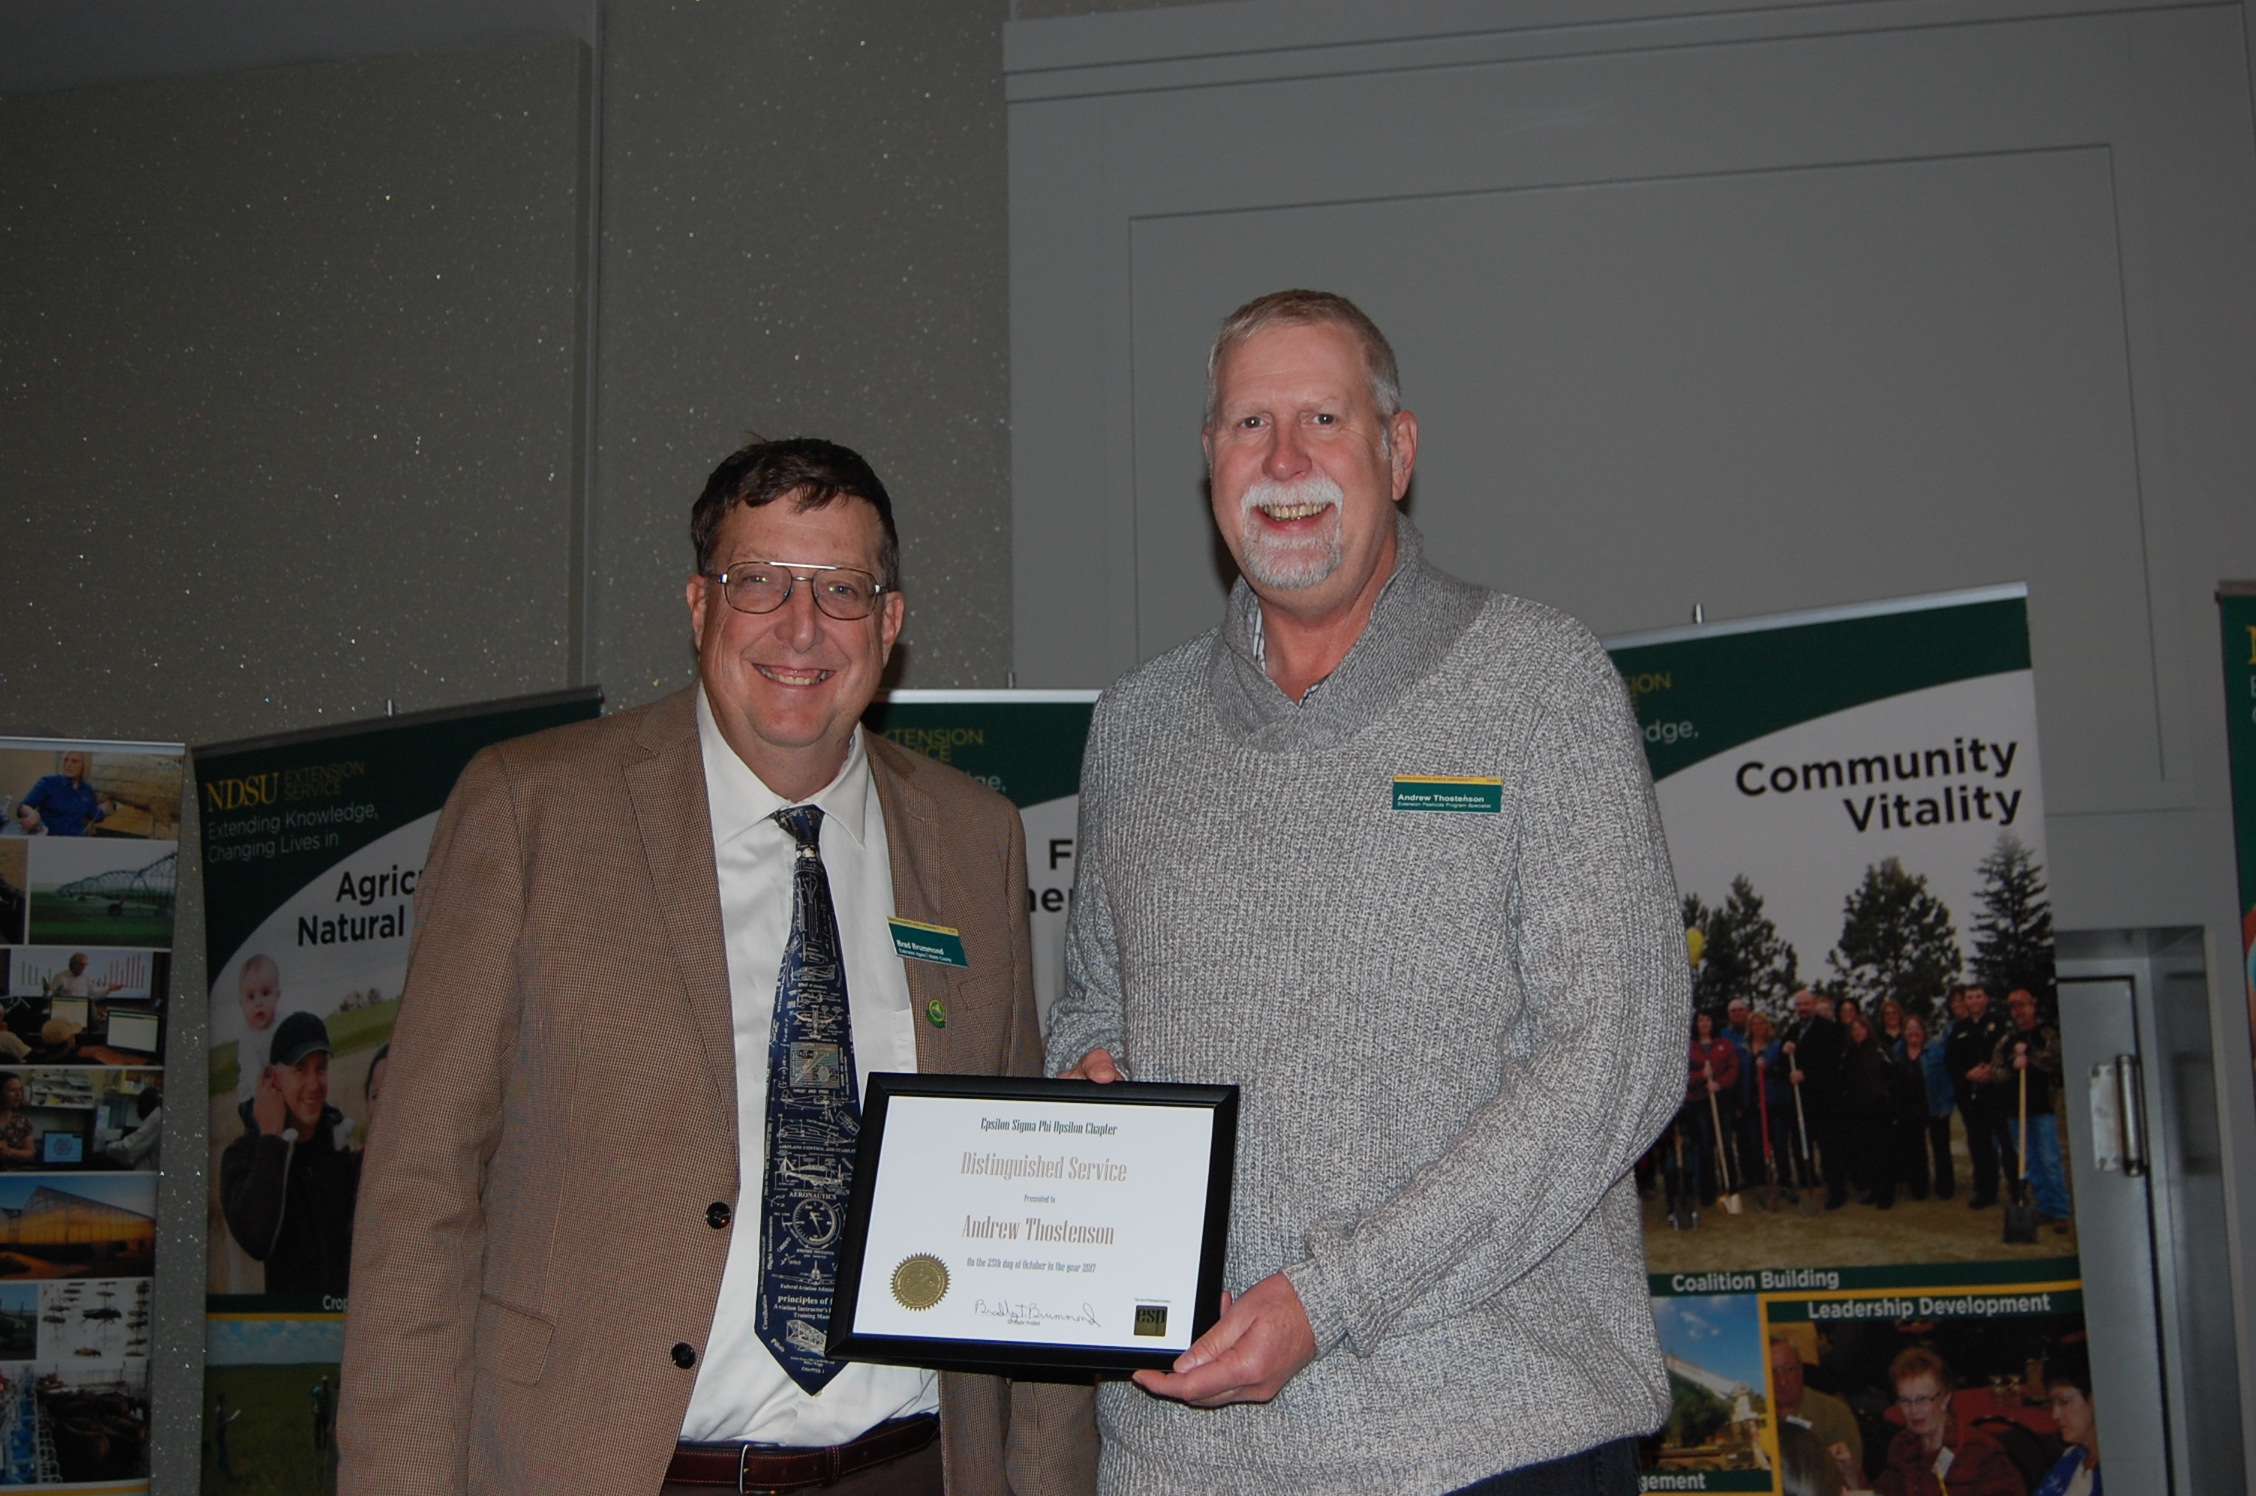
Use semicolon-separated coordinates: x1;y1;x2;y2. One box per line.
756;804;861;1395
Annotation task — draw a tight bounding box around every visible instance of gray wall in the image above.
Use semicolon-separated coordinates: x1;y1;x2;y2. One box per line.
0;42;590;745
1;5;1022;1487
593;0;1015;704
2;0;1025;751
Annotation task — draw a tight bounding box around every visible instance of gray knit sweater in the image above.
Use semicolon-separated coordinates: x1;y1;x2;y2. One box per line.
1045;518;1688;1495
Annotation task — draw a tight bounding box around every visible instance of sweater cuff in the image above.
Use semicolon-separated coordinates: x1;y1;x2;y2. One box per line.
1282;1256;1351;1358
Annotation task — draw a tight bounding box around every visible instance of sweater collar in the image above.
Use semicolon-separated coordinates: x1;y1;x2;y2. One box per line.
1207;513;1487;749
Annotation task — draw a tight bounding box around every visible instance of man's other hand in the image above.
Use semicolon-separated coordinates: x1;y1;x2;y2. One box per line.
1060;1048;1122;1083
1131;1272;1317;1408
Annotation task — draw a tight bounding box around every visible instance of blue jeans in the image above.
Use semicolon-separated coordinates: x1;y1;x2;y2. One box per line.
2021;1110;2069;1218
1444;1438;1640;1496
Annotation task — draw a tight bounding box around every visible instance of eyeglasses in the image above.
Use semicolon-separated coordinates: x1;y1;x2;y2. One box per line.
706;560;891;620
1897;1390;1949;1411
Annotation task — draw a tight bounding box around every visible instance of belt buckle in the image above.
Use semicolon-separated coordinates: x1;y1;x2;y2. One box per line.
737;1443;754;1496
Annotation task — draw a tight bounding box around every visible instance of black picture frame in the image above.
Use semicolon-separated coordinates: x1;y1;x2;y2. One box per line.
827;1072;1238;1376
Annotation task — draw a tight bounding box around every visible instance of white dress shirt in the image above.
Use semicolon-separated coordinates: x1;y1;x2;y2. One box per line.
681;690;939;1444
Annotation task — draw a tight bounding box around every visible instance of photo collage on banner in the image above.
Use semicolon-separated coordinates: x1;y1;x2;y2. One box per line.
195;689;598;1496
0;737;181;1493
1611;587;2088;1495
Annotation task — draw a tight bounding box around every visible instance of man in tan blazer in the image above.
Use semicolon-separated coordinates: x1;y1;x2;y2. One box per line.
338;438;1096;1495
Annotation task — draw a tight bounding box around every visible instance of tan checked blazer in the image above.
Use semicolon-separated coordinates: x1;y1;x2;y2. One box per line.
337;689;1096;1495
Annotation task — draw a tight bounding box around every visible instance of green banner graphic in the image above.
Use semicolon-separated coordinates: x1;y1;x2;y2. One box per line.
866;692;1098;1026
1612;586;2030;783
2222;586;2256;1084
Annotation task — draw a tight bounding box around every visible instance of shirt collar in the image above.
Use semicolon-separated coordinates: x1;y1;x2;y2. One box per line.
695;686;870;849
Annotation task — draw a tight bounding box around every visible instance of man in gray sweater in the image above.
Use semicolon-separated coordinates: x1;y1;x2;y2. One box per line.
1047;290;1689;1495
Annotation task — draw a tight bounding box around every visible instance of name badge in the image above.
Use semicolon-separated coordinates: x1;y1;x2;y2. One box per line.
1391;775;1504;814
888;917;969;967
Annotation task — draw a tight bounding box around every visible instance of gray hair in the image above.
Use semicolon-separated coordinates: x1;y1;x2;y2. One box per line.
1203;289;1402;433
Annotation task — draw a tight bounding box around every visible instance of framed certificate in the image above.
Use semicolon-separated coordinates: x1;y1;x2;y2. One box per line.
827;1073;1238;1374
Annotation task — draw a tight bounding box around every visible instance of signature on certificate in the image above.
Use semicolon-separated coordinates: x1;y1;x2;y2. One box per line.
974;1298;1102;1329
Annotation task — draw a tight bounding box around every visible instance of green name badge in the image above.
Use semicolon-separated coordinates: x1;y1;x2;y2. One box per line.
1391;774;1504;814
888;917;969;967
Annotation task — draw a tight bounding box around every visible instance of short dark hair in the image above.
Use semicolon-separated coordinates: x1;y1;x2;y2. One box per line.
689;437;901;590
2044;1340;2092;1399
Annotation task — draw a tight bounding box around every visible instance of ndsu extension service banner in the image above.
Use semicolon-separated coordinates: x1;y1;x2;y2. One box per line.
0;736;182;1492
2221;584;2256;1096
863;691;1099;1029
1612;585;2082;1494
195;688;598;1494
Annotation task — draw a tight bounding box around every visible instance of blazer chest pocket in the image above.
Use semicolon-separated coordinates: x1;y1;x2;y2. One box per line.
474;1294;555;1387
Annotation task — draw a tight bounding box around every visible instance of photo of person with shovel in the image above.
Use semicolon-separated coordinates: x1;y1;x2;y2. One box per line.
1668;1011;1741;1228
1782;989;1844;1216
1696;1010;1745;1216
1998;988;2069;1240
1748;1010;1788;1212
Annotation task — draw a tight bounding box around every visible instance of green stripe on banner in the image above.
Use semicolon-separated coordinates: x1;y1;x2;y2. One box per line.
1608;593;2030;782
863;697;1095;809
1767;1287;2083;1322
1652;1256;2082;1295
1637;1472;1777;1492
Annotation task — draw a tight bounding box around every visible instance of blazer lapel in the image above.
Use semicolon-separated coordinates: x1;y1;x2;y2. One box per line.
621;691;738;1134
871;745;964;1076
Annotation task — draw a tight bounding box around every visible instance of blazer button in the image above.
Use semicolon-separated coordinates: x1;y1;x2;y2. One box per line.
671;1342;697;1369
706;1201;731;1229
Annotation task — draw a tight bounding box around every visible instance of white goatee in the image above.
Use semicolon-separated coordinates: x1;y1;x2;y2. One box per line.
1235;473;1345;590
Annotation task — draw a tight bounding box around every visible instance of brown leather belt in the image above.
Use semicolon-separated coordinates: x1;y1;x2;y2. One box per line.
667;1413;939;1492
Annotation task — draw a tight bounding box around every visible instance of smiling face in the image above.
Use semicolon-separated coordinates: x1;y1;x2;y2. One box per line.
687;493;905;802
1964;988;1990;1021
1694;1011;1715;1042
1203;319;1416;624
275;1050;329;1133
2009;990;2038;1030
58;752;87;784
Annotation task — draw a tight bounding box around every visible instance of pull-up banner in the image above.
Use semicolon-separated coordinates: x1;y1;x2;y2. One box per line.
0;736;183;1492
2221;584;2256;1102
195;687;599;1494
1614;585;2083;1494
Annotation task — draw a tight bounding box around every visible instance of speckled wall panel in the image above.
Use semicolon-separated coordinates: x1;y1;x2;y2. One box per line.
593;0;1012;703
0;40;589;745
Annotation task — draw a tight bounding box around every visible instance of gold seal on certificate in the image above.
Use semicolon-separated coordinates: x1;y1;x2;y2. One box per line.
827;1074;1240;1375
891;1254;950;1311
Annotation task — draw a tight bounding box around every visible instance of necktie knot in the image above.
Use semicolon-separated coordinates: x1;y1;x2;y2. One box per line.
774;803;824;853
